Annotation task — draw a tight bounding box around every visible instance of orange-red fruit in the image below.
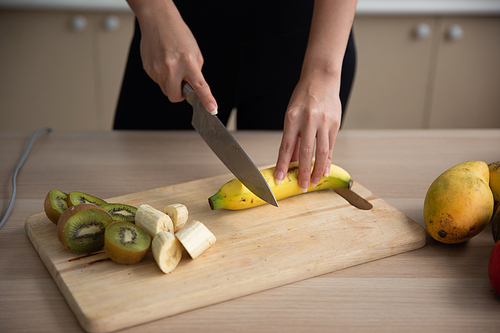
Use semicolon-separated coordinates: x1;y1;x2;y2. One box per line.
489;240;500;296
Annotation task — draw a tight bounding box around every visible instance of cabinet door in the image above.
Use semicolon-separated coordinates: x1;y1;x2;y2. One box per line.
0;10;98;130
344;16;436;129
428;17;500;128
94;13;134;130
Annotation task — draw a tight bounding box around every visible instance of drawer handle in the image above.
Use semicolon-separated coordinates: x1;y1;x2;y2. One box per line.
103;15;120;31
414;23;431;39
447;24;464;41
71;15;88;32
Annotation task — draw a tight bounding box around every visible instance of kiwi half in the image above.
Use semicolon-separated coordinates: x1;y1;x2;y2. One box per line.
67;191;107;207
101;203;137;223
44;189;69;225
105;222;151;264
57;204;114;253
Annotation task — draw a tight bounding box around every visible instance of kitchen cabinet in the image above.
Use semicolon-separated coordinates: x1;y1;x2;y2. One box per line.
429;17;500;128
2;10;499;131
0;10;134;130
344;15;500;129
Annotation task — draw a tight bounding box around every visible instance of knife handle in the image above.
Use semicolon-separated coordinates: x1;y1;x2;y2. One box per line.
182;82;195;105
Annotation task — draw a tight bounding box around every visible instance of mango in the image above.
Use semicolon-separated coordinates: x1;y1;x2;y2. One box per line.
492;207;500;244
488;161;500;212
424;161;494;244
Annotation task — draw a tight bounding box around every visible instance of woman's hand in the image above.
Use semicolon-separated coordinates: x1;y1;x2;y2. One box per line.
275;74;342;191
274;0;357;191
128;0;218;113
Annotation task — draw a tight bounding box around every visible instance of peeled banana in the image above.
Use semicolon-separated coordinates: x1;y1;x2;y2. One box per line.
135;204;174;238
152;231;183;274
175;220;216;259
208;161;352;210
163;203;189;232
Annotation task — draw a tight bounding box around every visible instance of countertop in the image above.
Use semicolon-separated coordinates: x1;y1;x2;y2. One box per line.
1;129;500;332
1;0;500;15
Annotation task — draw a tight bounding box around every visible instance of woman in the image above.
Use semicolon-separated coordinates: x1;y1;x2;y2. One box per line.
115;0;357;193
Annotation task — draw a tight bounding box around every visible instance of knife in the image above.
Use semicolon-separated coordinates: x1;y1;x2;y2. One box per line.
182;82;278;207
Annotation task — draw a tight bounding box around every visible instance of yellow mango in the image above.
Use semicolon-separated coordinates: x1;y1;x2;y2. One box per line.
424;161;494;244
488;161;500;212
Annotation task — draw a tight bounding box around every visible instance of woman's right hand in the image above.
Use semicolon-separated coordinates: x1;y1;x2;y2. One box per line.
128;0;218;113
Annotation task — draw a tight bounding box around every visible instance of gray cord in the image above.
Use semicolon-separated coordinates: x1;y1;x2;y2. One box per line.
0;126;52;230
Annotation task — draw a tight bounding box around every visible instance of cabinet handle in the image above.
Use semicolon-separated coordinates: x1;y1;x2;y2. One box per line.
414;23;431;39
103;15;120;31
71;15;88;32
447;24;464;41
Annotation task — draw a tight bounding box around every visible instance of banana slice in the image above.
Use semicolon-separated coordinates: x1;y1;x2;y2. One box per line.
175;220;216;259
135;204;174;238
163;203;189;232
152;231;183;274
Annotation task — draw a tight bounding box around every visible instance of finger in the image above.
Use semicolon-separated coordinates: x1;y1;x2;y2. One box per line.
297;127;316;192
291;137;300;162
186;70;218;114
324;127;338;176
275;120;299;185
310;129;330;188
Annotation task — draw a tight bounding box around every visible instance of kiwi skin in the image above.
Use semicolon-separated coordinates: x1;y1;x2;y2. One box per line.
105;222;151;264
44;190;69;225
67;191;107;207
57;204;114;254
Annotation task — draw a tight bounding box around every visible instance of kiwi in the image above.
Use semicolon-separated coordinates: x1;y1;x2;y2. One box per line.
105;222;151;264
67;191;107;207
101;203;137;223
57;204;114;253
44;189;69;225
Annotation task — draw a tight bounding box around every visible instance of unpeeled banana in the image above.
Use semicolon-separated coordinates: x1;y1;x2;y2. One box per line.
135;204;174;238
208;161;352;210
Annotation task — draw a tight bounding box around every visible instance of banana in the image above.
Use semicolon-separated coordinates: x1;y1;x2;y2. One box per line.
208;161;352;210
163;203;189;232
152;231;183;274
175;220;216;259
135;204;174;238
489;161;500;212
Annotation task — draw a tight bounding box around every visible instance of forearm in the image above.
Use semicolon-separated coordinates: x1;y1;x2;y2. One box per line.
126;0;178;22
301;0;358;86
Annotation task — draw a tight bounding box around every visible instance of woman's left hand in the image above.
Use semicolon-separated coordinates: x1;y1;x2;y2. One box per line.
274;74;342;192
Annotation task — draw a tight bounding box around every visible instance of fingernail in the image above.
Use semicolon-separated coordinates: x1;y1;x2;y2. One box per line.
274;171;284;185
311;177;321;188
324;166;330;177
299;180;309;193
207;103;218;115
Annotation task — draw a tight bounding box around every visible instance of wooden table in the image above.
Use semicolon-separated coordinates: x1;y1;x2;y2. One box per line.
1;129;499;332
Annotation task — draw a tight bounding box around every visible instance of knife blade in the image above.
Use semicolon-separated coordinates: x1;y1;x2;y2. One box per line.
182;82;278;207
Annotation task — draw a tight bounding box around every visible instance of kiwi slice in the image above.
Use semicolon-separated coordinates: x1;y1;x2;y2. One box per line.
44;189;69;225
105;222;151;264
57;204;114;253
68;191;107;207
101;203;137;223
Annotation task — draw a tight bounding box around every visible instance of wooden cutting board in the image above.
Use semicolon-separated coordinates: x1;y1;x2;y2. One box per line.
25;174;427;333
